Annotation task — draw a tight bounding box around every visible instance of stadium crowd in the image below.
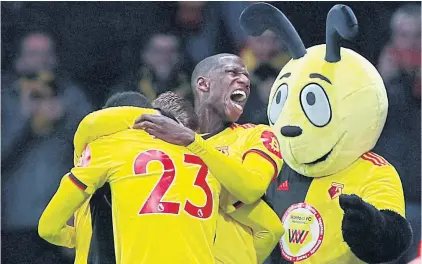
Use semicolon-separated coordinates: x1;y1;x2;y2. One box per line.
1;2;420;264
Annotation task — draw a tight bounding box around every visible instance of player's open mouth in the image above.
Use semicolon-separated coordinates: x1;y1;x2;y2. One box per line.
230;89;248;112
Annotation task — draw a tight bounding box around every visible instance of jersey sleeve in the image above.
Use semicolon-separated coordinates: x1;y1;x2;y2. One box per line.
74;107;157;156
38;174;88;248
241;125;283;182
218;126;284;213
361;163;405;217
70;141;112;195
230;199;284;264
188;133;277;206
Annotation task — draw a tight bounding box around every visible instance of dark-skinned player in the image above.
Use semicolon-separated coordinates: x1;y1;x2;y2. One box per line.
135;54;285;264
39;90;283;264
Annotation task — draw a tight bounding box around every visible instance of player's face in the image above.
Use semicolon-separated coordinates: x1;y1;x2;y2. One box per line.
209;56;251;123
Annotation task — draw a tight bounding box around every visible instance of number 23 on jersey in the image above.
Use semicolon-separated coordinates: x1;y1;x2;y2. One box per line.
133;150;214;220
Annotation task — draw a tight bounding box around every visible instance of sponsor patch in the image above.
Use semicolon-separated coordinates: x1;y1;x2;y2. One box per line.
261;130;282;159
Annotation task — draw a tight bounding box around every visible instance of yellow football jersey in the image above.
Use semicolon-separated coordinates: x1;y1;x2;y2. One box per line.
72;107;158;264
266;152;405;264
70;128;221;264
71;108;283;264
203;123;284;264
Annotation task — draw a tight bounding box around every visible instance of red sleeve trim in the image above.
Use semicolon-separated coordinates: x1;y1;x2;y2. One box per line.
68;173;88;191
242;149;278;182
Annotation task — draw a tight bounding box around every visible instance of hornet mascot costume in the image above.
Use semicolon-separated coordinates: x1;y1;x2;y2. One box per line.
240;3;413;264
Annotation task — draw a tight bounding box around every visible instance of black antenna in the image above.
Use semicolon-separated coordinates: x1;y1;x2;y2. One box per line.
239;2;307;60
325;5;358;62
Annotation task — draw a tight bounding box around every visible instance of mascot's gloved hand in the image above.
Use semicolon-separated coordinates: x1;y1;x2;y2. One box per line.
340;194;413;263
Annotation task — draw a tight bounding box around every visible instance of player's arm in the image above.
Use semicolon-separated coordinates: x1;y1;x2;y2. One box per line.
187;128;282;204
74;107;157;155
229;199;284;264
134;114;282;204
38;142;110;247
38;174;88;248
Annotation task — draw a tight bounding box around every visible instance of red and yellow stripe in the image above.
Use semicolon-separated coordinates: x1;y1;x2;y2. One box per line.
361;152;389;166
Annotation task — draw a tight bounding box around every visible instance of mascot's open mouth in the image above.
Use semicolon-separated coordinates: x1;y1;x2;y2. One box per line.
304;148;334;165
303;132;346;165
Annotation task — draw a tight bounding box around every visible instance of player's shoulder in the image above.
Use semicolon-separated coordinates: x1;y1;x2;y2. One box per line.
75;107;156;155
77;106;154;133
233;123;279;144
231;123;272;135
232;123;282;160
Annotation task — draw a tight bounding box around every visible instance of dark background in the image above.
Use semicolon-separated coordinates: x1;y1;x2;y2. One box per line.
1;1;405;107
1;2;420;264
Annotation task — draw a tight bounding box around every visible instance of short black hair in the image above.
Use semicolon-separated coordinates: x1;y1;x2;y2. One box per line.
103;91;152;109
190;53;237;91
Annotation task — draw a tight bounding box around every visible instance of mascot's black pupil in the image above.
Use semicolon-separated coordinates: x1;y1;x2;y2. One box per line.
306;92;316;105
276;91;281;104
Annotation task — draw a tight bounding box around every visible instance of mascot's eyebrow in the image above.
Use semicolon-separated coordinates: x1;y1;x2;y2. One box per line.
279;72;291;80
309;73;332;84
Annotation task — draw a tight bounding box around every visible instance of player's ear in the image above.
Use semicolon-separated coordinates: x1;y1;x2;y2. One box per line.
196;76;210;93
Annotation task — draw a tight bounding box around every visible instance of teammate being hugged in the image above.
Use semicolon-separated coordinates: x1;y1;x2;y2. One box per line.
38;91;223;264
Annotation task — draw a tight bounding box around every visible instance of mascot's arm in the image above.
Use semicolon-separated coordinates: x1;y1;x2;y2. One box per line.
229;199;284;264
340;165;413;263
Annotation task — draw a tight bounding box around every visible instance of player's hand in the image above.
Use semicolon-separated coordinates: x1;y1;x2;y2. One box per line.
133;114;195;146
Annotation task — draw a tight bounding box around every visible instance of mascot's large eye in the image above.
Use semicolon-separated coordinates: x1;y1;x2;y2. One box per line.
300;84;332;127
269;84;288;125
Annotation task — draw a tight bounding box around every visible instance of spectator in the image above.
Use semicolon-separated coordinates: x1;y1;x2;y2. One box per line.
238;64;279;125
171;1;250;64
240;29;290;74
109;32;192;104
374;4;421;263
378;4;421;98
237;30;290;125
1;31;92;264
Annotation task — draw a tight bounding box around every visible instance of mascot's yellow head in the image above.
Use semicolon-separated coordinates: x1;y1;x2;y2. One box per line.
240;3;388;177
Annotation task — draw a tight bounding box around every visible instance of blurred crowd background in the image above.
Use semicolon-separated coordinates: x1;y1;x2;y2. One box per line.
1;1;421;263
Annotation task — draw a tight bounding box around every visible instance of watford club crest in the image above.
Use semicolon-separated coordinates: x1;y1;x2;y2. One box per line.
328;182;344;199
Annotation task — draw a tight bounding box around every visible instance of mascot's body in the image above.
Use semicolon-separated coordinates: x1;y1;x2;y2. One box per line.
267;154;404;264
240;4;413;264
